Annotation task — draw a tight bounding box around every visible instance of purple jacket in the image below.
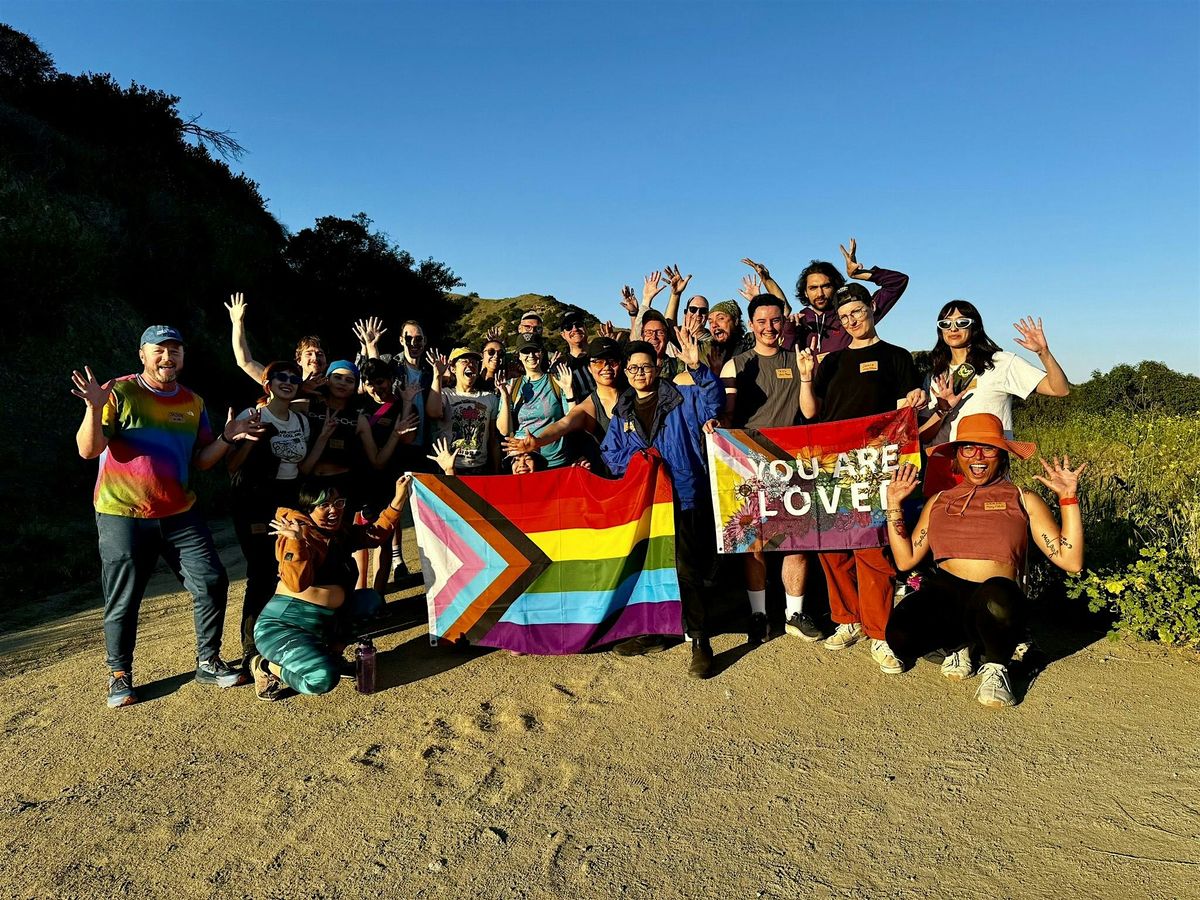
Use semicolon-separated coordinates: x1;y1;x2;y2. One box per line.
781;267;909;355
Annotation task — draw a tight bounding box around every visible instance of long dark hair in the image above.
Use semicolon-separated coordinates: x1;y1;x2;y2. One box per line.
929;299;1003;376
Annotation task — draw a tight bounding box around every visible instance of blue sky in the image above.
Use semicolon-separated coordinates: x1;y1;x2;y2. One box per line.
8;1;1199;375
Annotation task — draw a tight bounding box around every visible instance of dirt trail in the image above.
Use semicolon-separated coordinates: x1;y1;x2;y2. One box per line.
1;530;1197;900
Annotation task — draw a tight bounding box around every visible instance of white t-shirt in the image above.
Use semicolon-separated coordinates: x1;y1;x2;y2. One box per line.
439;390;500;470
237;405;309;480
925;350;1045;444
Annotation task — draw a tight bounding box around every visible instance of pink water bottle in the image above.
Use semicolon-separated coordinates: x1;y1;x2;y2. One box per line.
355;639;377;694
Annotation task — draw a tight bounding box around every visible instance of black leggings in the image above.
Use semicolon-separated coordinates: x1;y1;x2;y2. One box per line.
885;570;1026;665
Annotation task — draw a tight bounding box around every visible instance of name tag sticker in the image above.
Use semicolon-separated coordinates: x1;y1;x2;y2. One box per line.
984;501;1008;511
329;439;345;449
859;361;879;373
775;368;794;380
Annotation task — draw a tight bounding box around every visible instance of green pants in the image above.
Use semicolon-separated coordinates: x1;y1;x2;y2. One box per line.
254;591;383;695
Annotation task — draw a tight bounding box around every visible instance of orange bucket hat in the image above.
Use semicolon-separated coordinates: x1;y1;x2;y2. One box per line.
928;413;1037;461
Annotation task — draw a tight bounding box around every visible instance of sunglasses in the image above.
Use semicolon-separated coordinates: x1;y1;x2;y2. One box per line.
589;358;621;369
483;348;502;356
958;444;1000;459
687;305;709;315
938;317;974;331
271;373;304;385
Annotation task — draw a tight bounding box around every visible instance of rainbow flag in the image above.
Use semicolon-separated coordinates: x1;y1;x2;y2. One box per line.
707;408;922;553
410;450;682;654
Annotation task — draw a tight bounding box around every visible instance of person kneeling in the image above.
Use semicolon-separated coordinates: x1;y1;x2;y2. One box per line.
251;475;412;700
883;413;1085;708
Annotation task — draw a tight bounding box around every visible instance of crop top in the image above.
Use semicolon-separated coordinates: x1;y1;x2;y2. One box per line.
928;479;1029;570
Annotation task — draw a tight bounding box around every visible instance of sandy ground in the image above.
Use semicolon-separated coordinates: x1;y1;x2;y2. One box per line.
1;525;1198;900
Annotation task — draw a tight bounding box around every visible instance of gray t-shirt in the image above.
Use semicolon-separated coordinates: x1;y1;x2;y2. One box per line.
730;348;803;429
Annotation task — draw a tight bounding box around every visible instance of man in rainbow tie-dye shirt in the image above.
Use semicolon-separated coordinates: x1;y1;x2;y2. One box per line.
72;325;267;709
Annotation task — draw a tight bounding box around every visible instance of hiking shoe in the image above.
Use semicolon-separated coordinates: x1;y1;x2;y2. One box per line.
250;655;287;701
784;612;824;642
941;647;975;681
975;663;1015;708
107;671;137;709
688;638;714;679
870;639;904;674
747;612;769;645
612;634;670;656
823;622;863;651
195;657;248;688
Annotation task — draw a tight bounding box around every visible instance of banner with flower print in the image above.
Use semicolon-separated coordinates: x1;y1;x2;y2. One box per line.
705;408;922;553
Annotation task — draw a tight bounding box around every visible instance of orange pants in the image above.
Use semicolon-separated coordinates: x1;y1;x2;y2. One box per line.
818;548;896;641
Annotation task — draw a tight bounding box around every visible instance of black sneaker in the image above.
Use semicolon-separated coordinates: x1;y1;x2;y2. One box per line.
688;638;714;679
195;656;248;688
612;634;670;656
747;612;769;644
107;670;138;708
784;612;824;642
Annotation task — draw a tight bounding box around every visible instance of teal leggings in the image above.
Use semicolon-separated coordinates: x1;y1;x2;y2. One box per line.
253;591;383;695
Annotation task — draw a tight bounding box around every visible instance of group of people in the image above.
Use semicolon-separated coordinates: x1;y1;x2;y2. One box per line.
72;238;1085;712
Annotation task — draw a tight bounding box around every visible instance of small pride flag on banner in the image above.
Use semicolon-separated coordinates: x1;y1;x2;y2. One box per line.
410;450;682;655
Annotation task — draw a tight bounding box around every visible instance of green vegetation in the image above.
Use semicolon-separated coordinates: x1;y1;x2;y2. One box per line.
1015;365;1200;648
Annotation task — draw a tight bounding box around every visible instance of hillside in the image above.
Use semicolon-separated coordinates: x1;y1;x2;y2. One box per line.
448;292;600;353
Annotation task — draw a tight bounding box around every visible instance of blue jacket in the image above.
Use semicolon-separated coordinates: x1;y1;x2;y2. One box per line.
601;364;722;510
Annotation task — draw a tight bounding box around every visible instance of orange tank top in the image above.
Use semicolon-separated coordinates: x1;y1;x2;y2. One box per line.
929;479;1028;569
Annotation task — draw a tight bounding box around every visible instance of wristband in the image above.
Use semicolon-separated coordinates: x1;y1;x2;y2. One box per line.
1059;496;1079;507
219;432;233;445
800;379;813;383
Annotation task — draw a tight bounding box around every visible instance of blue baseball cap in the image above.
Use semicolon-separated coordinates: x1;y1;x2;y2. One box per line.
139;325;184;346
326;359;360;379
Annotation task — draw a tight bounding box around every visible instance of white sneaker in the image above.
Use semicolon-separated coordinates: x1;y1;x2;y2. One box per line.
975;662;1015;708
941;647;975;681
824;622;863;651
870;639;904;674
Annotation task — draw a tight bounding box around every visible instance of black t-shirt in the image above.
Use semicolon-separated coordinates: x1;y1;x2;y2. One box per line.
813;341;920;423
305;397;365;469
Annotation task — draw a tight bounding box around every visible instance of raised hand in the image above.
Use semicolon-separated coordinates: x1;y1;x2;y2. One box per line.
399;380;421;406
642;270;666;306
1013;316;1049;355
886;462;921;507
740;258;771;279
663;264;692;296
795;347;816;380
225;407;268;442
268;515;303;541
352;316;388;351
739;274;762;301
485;324;506;342
840;238;865;279
552;363;574;396
391;473;413;507
425;349;449;378
70;366;115;408
619;286;638;316
681;308;705;337
225;292;248;323
494;371;511;397
597;320;617;339
547;350;562;370
675;324;701;368
393;409;419;437
319;410;339;440
300;373;327;396
426;437;460;475
930;372;968;410
502;433;538;455
1033;455;1087;499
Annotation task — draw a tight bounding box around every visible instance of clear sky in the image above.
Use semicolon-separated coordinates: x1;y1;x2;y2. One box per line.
8;0;1200;375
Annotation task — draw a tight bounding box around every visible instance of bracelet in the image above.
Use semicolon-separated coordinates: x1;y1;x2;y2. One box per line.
800;379;813;383
218;432;233;445
1059;496;1079;507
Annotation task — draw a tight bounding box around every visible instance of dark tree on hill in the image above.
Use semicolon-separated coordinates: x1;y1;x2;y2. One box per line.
282;213;464;356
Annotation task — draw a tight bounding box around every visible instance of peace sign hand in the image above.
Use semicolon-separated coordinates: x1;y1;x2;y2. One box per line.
70;366;115;409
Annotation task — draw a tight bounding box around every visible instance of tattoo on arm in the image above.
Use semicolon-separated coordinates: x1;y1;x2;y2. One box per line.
889;519;909;539
1042;533;1059;558
914;528;927;549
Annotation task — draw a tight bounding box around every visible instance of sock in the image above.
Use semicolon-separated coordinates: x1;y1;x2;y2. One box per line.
785;593;805;618
747;589;767;615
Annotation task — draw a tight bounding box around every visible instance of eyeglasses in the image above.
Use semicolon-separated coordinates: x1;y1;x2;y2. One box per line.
625;364;659;376
838;306;871;324
938;317;974;331
958;444;1000;459
589;358;620;369
687;305;709;315
316;498;347;510
271;373;303;385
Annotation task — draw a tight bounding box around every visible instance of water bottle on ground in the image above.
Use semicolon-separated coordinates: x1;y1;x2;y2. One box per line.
355;639;377;694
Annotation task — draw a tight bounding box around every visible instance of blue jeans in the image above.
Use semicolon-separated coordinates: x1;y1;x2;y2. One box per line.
97;509;230;672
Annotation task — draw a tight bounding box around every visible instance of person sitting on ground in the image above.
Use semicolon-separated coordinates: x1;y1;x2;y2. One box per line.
431;347;513;475
883;413;1085;708
601;330;723;679
920;301;1070;446
251;475;412;700
502;336;625;473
